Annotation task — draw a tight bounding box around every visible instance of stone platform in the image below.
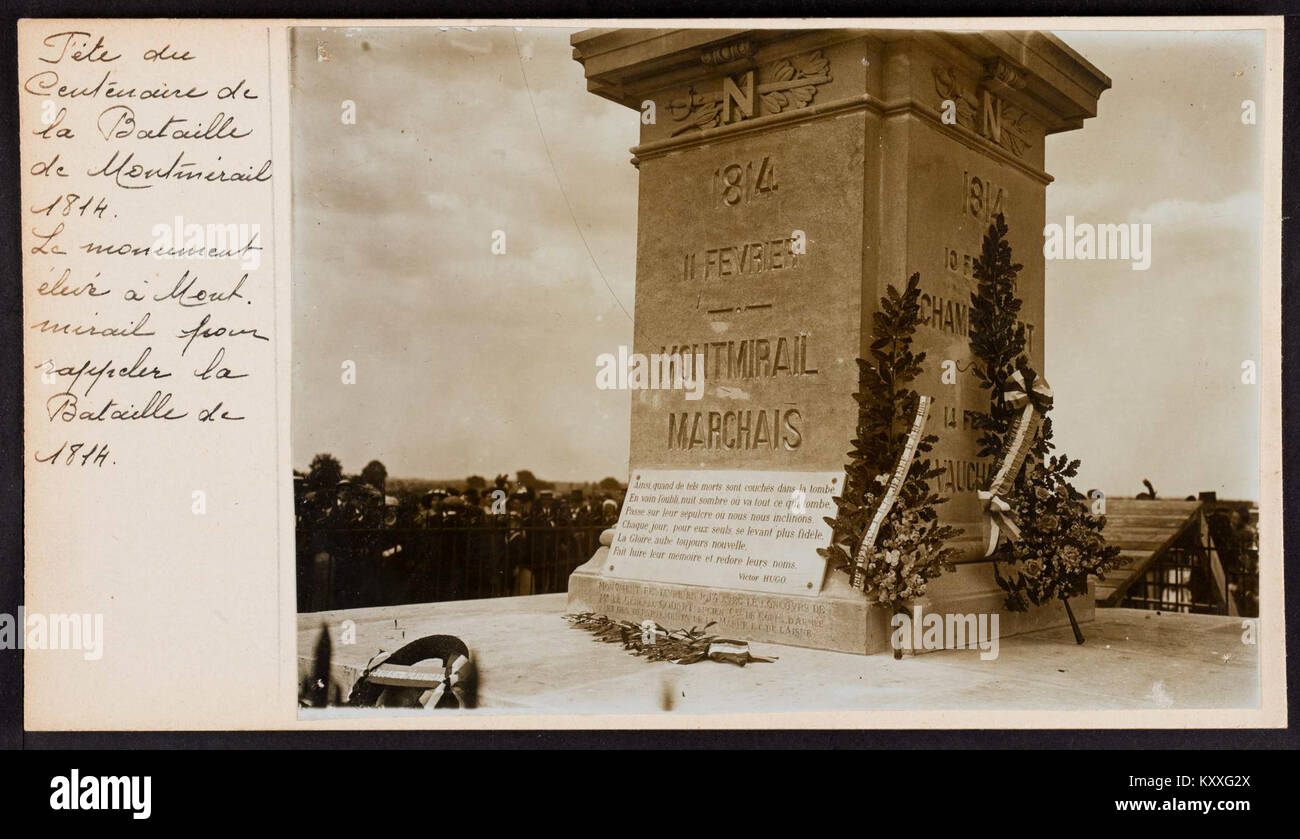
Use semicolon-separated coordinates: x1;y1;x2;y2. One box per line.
568;545;1096;655
297;595;1258;713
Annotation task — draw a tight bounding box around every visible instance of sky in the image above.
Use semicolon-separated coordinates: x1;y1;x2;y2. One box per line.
291;26;1264;500
1043;30;1263;501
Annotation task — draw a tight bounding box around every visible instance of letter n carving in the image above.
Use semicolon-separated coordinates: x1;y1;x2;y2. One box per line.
722;71;756;124
980;89;1002;144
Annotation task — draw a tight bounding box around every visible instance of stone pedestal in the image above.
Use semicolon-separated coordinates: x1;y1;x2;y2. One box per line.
568;529;1095;654
568;28;1109;654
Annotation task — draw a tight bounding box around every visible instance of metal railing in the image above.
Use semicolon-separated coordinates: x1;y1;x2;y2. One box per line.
1121;542;1221;614
296;523;607;612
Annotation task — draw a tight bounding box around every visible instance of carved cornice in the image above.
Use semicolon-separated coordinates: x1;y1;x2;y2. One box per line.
933;64;1035;159
632;91;1054;186
667;50;832;137
982;56;1028;90
700;38;756;67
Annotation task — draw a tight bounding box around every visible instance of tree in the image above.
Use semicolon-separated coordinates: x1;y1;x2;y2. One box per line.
361;460;388;492
599;476;623;491
515;470;554;491
819;273;960;657
967;214;1120;643
465;475;488;490
307;453;343;489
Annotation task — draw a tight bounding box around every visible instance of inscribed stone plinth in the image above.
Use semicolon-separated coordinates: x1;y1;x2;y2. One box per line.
568;28;1109;653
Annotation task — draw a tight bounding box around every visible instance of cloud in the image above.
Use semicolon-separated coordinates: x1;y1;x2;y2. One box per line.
1042;29;1264;499
292;26;638;480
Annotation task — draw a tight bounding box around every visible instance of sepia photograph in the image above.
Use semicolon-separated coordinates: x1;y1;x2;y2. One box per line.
5;1;1293;818
288;23;1270;716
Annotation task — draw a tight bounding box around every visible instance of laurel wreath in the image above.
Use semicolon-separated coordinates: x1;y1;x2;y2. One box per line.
564;612;776;666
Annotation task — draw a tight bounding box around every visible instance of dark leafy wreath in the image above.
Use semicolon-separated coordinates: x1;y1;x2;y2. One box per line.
565;612;775;666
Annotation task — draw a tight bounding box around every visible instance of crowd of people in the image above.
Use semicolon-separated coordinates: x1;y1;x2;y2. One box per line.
409;484;622;531
1206;503;1260;617
294;464;623;612
294;471;622;532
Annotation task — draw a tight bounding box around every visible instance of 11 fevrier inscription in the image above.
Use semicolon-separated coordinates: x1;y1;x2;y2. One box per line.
607;469;840;596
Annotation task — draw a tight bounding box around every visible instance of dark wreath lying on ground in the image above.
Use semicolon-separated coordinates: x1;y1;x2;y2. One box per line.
564;612;776;666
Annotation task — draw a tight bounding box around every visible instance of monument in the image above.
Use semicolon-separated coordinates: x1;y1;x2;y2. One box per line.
567;28;1111;654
